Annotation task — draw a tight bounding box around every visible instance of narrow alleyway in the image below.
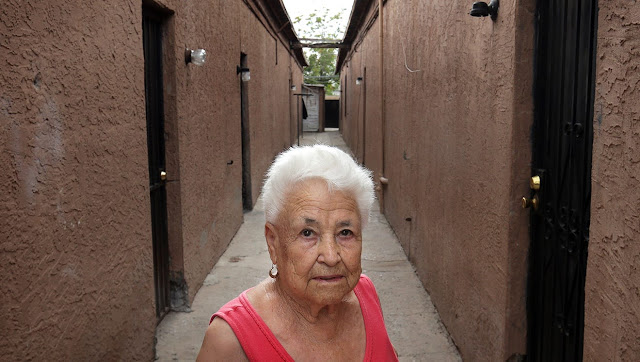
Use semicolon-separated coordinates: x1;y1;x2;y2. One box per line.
155;130;461;361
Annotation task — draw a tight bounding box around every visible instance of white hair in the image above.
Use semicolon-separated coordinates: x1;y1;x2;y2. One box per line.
262;145;375;227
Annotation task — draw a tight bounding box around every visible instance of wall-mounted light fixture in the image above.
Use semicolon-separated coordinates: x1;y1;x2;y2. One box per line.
237;66;250;82
469;0;499;21
290;85;297;91
356;77;363;85
185;48;207;66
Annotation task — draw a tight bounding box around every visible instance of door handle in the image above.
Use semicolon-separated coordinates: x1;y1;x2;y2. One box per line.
522;195;539;211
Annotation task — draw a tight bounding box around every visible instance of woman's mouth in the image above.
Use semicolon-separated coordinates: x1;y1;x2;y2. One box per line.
313;275;344;282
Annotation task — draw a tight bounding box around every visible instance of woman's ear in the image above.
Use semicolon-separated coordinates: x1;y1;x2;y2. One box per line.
265;222;278;264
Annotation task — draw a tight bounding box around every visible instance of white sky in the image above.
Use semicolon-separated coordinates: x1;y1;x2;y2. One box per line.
282;0;355;39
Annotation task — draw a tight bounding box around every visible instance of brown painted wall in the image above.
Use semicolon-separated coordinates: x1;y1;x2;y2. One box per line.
240;12;301;209
1;1;155;359
1;0;303;359
584;2;640;360
339;0;534;359
176;0;304;303
341;7;384;201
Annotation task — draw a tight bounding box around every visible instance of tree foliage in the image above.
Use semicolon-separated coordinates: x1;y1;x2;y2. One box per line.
293;8;346;95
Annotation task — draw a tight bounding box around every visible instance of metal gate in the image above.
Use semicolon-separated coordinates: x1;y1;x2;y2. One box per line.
142;8;170;319
526;0;598;360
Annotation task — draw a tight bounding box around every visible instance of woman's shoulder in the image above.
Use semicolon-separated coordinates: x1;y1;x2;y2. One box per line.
199;286;262;362
209;292;244;324
197;317;248;361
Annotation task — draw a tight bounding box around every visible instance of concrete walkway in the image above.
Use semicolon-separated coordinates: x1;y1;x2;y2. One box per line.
155;130;461;361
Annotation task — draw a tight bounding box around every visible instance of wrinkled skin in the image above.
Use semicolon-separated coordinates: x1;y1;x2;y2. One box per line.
265;178;363;317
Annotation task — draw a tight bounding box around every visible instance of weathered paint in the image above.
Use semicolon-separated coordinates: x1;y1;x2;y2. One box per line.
584;2;640;360
0;0;303;359
301;84;325;132
339;0;534;359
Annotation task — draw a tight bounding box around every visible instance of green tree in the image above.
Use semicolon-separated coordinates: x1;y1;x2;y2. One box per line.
293;8;346;95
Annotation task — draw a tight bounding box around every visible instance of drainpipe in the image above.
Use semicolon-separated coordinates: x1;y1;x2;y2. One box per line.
379;0;387;211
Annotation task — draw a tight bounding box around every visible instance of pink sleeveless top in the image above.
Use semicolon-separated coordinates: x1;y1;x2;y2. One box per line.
211;275;398;361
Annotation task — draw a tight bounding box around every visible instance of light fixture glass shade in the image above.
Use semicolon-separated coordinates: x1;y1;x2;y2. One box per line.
241;71;251;82
190;49;207;66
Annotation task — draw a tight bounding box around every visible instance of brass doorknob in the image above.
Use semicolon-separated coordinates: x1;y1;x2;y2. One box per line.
160;171;167;181
522;195;539;211
530;175;541;190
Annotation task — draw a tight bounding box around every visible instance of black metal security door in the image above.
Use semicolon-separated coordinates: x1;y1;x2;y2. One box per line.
527;0;598;360
240;53;252;211
142;8;170;319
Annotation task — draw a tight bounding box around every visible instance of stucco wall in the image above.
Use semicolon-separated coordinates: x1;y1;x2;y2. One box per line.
240;11;300;209
113;0;303;306
362;26;383;189
157;0;248;307
179;0;305;296
584;2;640;360
339;0;534;359
341;17;383;182
1;0;303;359
1;1;155;360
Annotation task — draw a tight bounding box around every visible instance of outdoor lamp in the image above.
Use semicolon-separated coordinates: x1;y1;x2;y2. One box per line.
237;66;251;82
356;77;363;85
469;0;499;20
291;85;297;91
185;48;207;66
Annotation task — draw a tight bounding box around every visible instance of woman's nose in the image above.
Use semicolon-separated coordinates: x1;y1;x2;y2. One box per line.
317;236;341;266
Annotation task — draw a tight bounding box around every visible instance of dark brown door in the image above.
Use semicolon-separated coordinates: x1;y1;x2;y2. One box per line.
359;68;367;164
240;53;252;211
527;0;598;360
142;7;170;320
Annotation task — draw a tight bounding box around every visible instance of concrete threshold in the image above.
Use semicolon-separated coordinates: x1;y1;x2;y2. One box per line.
155;130;461;361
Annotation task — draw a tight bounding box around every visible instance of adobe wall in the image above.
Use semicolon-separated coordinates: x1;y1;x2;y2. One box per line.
142;0;304;306
584;2;640;360
340;0;535;359
1;0;303;359
0;1;156;360
166;0;304;304
341;21;383;180
240;9;302;210
157;0;247;308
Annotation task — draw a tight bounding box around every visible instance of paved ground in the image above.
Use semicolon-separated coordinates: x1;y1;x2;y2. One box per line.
155;129;461;361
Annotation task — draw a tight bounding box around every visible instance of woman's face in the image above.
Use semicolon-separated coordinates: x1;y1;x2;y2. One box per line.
266;178;363;308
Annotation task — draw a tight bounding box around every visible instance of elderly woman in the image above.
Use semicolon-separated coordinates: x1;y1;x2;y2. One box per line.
197;145;397;361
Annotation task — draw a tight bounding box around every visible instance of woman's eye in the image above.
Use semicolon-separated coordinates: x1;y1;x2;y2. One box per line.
339;229;353;237
301;229;313;237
